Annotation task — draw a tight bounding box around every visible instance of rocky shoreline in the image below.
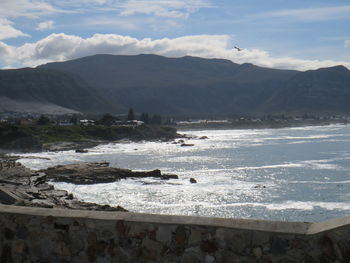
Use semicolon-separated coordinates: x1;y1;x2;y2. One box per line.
0;123;183;153
42;139;104;152
0;156;178;211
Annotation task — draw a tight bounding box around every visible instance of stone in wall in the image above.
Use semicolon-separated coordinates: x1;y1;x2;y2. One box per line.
1;206;350;262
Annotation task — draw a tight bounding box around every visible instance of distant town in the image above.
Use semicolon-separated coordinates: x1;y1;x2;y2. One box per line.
1;108;349;130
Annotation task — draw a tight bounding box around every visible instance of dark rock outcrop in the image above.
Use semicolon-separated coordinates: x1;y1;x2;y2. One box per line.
1;157;179;211
75;149;88;153
0;158;127;211
190;178;197;184
40;162;178;184
181;143;194;147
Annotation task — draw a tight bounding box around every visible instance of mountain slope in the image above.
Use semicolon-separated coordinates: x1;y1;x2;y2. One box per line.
39;54;301;115
265;65;350;113
39;54;298;90
2;54;350;116
0;68;122;114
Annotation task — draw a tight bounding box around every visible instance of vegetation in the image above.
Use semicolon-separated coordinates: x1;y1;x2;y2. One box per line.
127;108;135;120
37;115;51;125
2;55;350;116
98;113;119;126
37;54;350;115
140;112;149;124
0;122;179;152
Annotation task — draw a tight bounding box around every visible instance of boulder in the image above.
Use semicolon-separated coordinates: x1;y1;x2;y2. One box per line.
75;149;88;153
40;162;179;184
0;159;128;211
181;143;194;147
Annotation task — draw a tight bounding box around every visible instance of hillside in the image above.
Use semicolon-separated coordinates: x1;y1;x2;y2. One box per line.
39;54;350;115
39;54;297;90
39;54;299;115
264;65;350;114
0;68;122;114
1;54;350;116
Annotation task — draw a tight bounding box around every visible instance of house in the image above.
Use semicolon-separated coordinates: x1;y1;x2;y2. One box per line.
79;119;95;126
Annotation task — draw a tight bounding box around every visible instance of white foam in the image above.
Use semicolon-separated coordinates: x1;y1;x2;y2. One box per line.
265;201;350;211
14;124;350;221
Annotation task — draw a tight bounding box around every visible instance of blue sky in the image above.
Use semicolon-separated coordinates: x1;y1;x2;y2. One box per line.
0;0;350;70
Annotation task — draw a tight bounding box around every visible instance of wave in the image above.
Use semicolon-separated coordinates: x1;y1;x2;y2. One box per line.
233;158;345;171
162;201;350;212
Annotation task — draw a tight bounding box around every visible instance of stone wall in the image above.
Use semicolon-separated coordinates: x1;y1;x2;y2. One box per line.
1;204;350;263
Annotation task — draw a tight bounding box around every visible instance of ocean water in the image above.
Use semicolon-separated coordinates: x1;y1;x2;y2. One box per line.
18;124;350;222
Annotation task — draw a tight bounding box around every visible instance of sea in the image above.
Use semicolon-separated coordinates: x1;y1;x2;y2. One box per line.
18;124;350;222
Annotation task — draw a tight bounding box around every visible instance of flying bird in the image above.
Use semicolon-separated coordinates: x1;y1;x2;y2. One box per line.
234;46;242;51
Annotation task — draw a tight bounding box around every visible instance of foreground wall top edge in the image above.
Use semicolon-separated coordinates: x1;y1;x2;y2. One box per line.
1;204;350;235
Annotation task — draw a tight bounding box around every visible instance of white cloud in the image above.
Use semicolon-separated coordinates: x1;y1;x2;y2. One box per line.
47;0;212;18
36;20;55;31
0;41;13;56
52;0;108;6
0;33;349;71
82;16;141;30
119;0;213;18
0;0;61;19
0;0;64;40
260;5;350;22
88;0;109;4
0;18;29;40
345;40;350;48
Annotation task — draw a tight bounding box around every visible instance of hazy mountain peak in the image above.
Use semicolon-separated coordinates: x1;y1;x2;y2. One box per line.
316;65;349;73
328;65;349;72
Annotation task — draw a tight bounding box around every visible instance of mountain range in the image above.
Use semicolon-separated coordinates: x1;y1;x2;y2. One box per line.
0;54;349;116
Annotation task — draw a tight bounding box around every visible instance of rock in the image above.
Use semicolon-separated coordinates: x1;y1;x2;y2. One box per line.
199;136;209;139
35;183;54;191
43;140;101;152
0;158;174;212
40;163;179;184
96;161;109;167
162;174;179;179
190;178;197;184
0;187;18;204
182;253;202;263
205;255;216;263
200;240;218;253
0;159;129;212
188;230;202;246
75;149;88;153
253;184;266;189
181;143;194;147
253;247;263;259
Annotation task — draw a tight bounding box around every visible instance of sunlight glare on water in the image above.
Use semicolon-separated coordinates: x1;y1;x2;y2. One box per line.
18;124;350;222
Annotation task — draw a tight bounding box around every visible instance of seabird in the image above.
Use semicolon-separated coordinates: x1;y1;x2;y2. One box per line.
234;46;242;51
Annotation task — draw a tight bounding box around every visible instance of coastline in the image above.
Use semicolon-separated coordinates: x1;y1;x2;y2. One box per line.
0;157;178;211
0;124;182;154
173;119;348;131
2;123;350;221
1;120;348;154
0;124;183;212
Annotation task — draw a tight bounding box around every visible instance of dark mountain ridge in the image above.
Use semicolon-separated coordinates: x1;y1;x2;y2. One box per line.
265;65;350;113
39;54;298;90
0;54;349;116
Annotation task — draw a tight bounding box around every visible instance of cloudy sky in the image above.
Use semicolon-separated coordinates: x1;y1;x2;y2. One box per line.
1;0;350;70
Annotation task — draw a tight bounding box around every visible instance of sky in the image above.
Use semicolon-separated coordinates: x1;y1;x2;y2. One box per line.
0;0;350;70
